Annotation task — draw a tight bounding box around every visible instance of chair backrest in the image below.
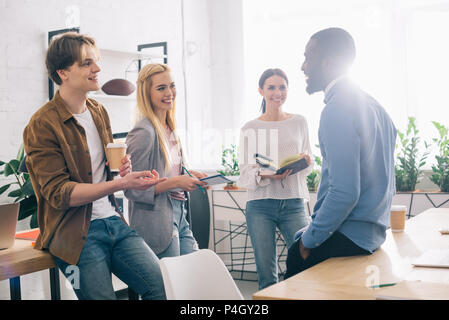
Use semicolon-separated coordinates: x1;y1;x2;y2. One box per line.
188;188;210;249
159;249;244;300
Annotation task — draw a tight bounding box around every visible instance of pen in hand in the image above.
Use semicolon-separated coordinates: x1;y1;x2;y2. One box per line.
182;166;206;193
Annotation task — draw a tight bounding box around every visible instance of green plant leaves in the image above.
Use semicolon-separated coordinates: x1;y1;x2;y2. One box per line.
0;183;13;195
21;178;34;197
218;144;240;176
3;159;20;177
395;117;429;191
18;196;37;219
0;144;38;228
8;189;23;199
307;170;320;191
429;121;449;192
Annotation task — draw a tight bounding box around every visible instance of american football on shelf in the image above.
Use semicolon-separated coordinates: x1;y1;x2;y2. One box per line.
101;78;136;96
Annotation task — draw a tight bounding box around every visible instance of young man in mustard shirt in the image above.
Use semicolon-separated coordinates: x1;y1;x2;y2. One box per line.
23;32;167;300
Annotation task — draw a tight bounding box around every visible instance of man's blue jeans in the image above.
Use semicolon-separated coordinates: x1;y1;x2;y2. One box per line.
245;198;309;290
54;216;166;300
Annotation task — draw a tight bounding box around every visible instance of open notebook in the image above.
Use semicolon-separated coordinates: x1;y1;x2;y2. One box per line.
411;249;449;268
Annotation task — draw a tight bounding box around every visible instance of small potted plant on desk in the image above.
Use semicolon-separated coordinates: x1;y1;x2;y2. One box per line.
217;144;240;190
0;144;38;228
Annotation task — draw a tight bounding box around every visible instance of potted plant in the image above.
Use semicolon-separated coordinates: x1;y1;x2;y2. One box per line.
217;144;240;190
307;154;322;192
395;117;429;192
429;121;449;192
0;144;38;228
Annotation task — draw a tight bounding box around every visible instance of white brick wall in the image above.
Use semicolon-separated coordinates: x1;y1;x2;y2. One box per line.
0;0;204;202
0;0;186;158
0;0;246;205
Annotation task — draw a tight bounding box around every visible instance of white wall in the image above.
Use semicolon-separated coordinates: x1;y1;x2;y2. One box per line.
0;0;184;160
183;0;245;170
1;0;246;203
0;0;244;177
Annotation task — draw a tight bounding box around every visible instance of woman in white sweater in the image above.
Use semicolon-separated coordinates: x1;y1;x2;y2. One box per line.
239;68;313;290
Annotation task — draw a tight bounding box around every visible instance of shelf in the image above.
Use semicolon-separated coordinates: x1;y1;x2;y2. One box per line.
99;48;166;60
88;92;137;101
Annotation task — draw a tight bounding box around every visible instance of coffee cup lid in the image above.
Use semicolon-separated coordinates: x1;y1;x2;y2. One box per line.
106;143;127;148
391;205;407;212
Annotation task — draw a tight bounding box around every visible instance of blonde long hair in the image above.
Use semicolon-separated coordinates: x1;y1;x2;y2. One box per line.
135;63;182;171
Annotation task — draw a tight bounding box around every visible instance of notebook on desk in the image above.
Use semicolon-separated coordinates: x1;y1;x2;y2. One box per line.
0;203;20;249
411;249;449;268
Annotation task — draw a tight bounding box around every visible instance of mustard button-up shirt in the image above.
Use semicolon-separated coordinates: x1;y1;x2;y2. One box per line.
23;91;122;265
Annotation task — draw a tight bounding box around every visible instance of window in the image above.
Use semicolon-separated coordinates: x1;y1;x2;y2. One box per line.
242;0;449;167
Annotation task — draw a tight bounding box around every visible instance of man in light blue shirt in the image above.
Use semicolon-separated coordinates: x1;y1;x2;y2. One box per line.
285;28;397;278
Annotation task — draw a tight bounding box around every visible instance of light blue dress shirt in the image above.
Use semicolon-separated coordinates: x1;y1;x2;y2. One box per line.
296;77;397;253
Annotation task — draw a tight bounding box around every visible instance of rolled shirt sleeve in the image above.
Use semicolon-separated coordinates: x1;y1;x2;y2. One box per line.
23;119;77;212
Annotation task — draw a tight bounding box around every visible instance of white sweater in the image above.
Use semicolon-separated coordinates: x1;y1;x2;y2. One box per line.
238;114;313;201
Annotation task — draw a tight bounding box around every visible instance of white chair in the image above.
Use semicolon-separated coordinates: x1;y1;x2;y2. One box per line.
159;249;244;300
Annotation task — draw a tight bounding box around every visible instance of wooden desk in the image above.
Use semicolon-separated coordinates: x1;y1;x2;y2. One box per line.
0;239;60;300
253;208;449;300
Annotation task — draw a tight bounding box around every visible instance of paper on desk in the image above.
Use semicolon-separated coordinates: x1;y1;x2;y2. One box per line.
411;249;449;268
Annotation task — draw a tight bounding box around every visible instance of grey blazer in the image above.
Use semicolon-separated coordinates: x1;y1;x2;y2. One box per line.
125;118;175;254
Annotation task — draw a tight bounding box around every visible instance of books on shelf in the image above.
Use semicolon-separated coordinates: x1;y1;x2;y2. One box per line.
254;153;309;176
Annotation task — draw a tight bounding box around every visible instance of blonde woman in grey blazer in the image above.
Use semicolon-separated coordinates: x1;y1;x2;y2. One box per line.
125;63;207;258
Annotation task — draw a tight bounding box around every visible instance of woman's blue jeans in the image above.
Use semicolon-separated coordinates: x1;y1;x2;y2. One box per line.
245;198;309;290
157;199;199;259
54;216;166;300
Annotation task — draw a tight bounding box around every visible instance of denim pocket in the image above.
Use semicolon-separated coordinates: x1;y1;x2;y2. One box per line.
246;199;277;209
287;198;305;210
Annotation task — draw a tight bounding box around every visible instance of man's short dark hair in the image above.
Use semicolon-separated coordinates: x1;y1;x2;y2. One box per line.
46;32;97;85
310;28;356;67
